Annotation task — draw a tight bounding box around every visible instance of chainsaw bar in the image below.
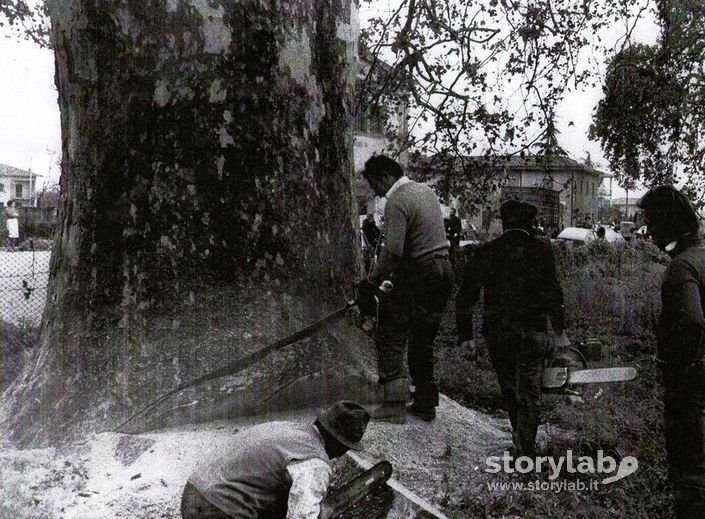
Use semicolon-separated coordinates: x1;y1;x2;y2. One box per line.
322;460;393;517
543;367;637;389
116;300;356;432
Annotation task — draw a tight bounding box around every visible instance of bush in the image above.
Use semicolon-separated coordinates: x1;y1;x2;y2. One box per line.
555;240;666;342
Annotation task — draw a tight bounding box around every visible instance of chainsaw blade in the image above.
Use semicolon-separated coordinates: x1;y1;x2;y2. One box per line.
322;460;392;517
543;367;637;389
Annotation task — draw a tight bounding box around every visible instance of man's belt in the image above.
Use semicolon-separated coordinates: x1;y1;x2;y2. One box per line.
414;251;450;264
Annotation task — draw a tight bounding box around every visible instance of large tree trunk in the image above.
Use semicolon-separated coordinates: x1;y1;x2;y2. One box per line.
3;0;372;446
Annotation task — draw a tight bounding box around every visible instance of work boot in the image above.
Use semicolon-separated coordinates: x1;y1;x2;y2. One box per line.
407;382;438;421
373;379;409;424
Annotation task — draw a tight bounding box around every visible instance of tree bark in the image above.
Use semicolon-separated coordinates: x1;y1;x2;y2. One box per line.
2;0;368;446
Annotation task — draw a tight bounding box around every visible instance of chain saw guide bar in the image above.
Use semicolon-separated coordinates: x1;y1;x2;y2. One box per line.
322;460;393;518
117;280;396;432
542;366;638;389
542;347;637;390
116;296;360;432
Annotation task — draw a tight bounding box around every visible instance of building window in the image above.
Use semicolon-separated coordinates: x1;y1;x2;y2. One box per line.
353;80;388;135
0;183;4;192
15;183;23;198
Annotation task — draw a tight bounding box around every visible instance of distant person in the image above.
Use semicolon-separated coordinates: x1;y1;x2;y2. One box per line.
361;213;381;272
638;186;705;518
445;208;462;248
456;199;570;456
181;401;370;519
4;199;19;252
596;226;606;240
362;213;381;248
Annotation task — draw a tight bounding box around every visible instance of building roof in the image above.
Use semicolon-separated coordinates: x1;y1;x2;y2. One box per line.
413;153;609;180
611;197;641;206
471;154;607;178
0;163;42;179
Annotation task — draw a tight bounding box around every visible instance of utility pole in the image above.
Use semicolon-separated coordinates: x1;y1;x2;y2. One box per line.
570;172;575;227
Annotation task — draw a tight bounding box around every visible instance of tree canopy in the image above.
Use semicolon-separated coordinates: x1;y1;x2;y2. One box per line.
4;1;703;201
359;0;705;206
359;0;650;204
591;0;704;199
0;0;49;46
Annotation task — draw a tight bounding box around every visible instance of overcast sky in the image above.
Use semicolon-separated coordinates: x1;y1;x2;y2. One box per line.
0;34;60;186
0;6;660;197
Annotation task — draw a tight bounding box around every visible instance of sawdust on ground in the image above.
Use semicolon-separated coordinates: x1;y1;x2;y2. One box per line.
1;397;554;518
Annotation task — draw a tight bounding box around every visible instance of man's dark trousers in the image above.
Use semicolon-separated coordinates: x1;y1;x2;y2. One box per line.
662;361;705;518
486;329;549;457
374;256;454;406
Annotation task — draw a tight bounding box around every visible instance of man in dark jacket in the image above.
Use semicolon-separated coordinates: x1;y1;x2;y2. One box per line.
639;185;705;519
445;208;462;249
361;212;382;273
181;401;370;518
456;199;570;456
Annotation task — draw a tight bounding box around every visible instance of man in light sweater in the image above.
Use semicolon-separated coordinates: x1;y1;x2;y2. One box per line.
181;401;370;518
359;155;454;423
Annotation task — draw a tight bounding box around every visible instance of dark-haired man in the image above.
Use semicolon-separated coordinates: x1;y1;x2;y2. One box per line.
181;401;370;518
639;185;705;518
456;199;570;456
359;154;454;423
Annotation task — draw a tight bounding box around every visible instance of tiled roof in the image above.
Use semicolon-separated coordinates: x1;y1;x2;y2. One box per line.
413;154;608;178
611;197;641;206
0;163;42;179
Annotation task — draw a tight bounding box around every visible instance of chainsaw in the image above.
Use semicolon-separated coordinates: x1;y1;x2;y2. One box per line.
542;348;637;391
542;366;637;390
322;460;393;518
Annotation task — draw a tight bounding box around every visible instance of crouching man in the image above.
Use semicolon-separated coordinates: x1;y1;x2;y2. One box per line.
181;401;370;518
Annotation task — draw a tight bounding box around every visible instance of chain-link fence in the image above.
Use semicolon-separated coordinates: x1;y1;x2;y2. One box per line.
0;240;51;329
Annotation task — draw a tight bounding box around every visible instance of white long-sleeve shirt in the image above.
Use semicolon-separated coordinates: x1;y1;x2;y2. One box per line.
286;457;332;518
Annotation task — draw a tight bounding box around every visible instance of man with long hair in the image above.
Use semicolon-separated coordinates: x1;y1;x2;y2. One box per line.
639;185;705;518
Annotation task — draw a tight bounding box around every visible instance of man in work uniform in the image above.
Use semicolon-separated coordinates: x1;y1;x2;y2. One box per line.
181;401;370;518
361;212;382;273
455;199;570;456
638;186;705;518
359;154;454;423
445;207;462;249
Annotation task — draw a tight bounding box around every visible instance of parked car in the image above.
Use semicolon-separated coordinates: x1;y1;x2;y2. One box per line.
555;226;625;246
554;227;596;246
634;225;649;239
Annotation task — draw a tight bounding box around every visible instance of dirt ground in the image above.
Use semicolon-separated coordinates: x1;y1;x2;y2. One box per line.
1;399;525;518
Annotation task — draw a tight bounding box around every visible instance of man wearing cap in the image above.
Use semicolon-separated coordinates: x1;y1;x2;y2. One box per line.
181;401;370;518
455;199;570;456
359;155;454;423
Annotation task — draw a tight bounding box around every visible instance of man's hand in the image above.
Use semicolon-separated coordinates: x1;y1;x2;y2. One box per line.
552;331;571;354
319;503;335;519
460;339;479;361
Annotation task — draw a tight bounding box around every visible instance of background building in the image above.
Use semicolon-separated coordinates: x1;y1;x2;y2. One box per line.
0;163;41;207
353;47;409;222
417;154;610;238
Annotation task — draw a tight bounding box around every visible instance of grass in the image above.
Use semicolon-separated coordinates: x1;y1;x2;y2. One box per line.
436;240;674;518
